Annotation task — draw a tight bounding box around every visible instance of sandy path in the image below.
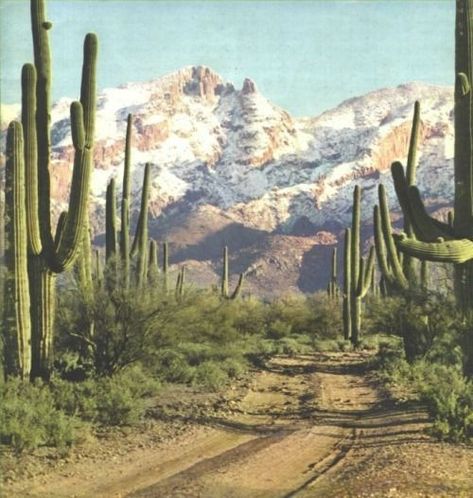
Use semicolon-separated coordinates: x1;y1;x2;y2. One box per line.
4;352;473;498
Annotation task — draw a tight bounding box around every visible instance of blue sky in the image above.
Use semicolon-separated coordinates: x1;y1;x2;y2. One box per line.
0;0;454;117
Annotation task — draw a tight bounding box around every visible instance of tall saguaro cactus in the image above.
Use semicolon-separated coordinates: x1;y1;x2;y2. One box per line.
4;123;32;379
390;0;473;311
5;0;98;379
120;114;133;289
343;186;375;345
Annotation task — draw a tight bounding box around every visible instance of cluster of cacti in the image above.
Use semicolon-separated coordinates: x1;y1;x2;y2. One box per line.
3;0;98;380
221;246;244;300
386;1;471;311
373;102;428;294
343;186;375;345
327;247;339;300
100;116;181;297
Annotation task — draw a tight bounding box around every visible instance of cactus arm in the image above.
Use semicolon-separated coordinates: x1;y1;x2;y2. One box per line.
131;163;151;257
378;185;409;289
407;186;454;241
358;247;375;298
80;33;97;144
21;63;42;255
395;235;473;264
230;273;244;300
373;205;394;284
391;162;453;241
53;211;68;249
53;34;97;271
406;101;421;187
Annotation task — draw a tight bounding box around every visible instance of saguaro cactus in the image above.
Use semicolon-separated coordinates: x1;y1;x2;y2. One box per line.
148;239;159;285
221;245;244;300
327;247;338;300
7;0;98;379
105;178;117;262
343;228;352;340
343;187;375;345
162;241;169;291
390;1;473;311
3;123;32;379
120;114;133;289
175;266;185;300
134;163;150;288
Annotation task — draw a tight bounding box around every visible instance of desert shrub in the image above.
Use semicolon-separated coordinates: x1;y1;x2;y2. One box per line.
308;293;342;339
0;379;87;453
56;283;172;377
221;357;247;378
50;366;160;427
366;292;459;363
154;349;196;384
93;376;146;426
379;348;473;442
272;337;312;356
267;319;292;339
192;361;229;391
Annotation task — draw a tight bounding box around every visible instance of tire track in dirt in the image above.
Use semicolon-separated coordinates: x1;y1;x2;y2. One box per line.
128;352;384;498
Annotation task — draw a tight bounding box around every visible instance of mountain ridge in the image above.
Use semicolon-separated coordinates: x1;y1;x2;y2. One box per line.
0;66;454;295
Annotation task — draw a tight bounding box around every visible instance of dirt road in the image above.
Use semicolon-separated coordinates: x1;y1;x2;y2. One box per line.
4;352;473;497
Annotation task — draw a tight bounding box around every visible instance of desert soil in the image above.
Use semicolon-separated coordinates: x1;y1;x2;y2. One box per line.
3;351;473;498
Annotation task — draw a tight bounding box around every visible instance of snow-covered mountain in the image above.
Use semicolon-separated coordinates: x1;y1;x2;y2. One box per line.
1;66;454;295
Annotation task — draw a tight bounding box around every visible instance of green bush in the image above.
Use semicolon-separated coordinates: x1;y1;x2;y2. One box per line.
0;379;87;453
193;361;229;391
380;352;473;442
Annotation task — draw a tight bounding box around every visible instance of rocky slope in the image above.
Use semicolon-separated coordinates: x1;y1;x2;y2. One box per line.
1;66;454;295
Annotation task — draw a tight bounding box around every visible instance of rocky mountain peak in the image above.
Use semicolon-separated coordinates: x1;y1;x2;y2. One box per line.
241;78;257;95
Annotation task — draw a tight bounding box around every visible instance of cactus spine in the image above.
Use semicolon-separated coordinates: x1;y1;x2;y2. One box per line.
7;0;98;379
4;123;32;379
